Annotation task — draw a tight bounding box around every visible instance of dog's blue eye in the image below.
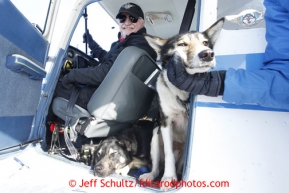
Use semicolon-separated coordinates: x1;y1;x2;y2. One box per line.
178;43;187;47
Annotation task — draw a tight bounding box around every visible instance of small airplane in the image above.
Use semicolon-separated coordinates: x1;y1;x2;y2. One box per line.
0;0;288;192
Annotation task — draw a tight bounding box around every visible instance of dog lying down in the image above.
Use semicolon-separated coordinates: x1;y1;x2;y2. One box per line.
139;18;224;190
92;121;154;177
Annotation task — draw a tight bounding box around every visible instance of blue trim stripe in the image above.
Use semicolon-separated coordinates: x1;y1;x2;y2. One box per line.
196;102;289;112
214;53;265;71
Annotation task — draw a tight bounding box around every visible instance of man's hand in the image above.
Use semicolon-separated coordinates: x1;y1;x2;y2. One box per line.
166;52;226;96
82;30;103;58
61;74;74;90
83;30;93;44
166;52;188;88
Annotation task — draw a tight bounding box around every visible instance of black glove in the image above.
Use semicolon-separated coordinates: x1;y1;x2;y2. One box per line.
61;73;75;90
166;52;226;96
82;29;93;44
82;30;104;58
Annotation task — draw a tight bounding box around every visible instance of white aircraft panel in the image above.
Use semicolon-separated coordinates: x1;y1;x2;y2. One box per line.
188;102;289;193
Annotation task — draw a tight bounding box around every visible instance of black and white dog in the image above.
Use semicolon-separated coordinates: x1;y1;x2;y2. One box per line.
139;18;224;190
92;121;154;177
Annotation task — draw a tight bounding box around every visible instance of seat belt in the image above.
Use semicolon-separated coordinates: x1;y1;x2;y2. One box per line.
179;0;196;34
83;8;88;55
63;86;81;160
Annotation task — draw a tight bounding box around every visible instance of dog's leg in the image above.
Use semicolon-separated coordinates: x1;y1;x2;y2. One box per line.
176;151;184;176
115;158;150;176
160;123;177;190
139;127;160;181
115;165;130;176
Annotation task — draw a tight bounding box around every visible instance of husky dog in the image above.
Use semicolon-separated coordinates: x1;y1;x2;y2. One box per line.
139;18;224;190
92;121;154;177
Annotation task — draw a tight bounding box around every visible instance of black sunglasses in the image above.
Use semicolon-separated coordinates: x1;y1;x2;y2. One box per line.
118;15;139;23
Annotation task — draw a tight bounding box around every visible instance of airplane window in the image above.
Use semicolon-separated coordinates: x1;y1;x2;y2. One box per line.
10;0;51;33
70;2;119;55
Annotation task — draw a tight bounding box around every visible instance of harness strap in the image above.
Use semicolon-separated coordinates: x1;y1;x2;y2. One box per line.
63;86;81;160
75;117;94;135
177;96;190;118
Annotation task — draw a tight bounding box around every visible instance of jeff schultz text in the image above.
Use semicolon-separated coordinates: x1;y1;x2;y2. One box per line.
74;179;229;189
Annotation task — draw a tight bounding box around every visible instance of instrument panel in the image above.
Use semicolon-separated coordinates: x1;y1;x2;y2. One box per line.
62;45;100;73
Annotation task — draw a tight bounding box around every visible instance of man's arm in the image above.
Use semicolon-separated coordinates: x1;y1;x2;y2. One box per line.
83;30;107;61
61;63;111;90
223;67;289;110
166;52;289;110
223;0;289;110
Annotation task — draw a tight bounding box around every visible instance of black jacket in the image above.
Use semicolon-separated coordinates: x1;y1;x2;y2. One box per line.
65;27;157;86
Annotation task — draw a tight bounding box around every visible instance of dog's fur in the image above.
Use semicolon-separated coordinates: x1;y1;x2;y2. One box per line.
92;121;154;177
139;18;224;190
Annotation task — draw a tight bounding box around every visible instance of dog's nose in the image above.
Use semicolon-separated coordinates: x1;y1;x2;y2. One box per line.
95;165;103;172
198;49;214;62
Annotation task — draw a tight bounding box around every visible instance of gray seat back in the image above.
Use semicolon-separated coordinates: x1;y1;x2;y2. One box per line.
87;46;160;123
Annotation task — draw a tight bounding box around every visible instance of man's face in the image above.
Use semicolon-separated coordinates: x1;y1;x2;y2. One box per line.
118;12;145;38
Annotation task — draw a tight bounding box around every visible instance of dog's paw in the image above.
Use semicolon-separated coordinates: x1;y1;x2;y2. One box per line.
160;175;178;191
139;172;156;181
115;165;129;176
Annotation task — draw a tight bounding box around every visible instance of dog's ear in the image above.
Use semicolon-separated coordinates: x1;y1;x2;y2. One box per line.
123;140;132;152
117;139;132;152
203;17;224;47
143;33;168;56
118;139;139;155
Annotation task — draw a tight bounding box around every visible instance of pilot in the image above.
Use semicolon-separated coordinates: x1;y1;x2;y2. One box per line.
55;2;157;108
166;0;289;111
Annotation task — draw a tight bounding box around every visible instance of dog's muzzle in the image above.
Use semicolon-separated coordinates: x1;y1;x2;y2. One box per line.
94;165;103;173
94;164;107;177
